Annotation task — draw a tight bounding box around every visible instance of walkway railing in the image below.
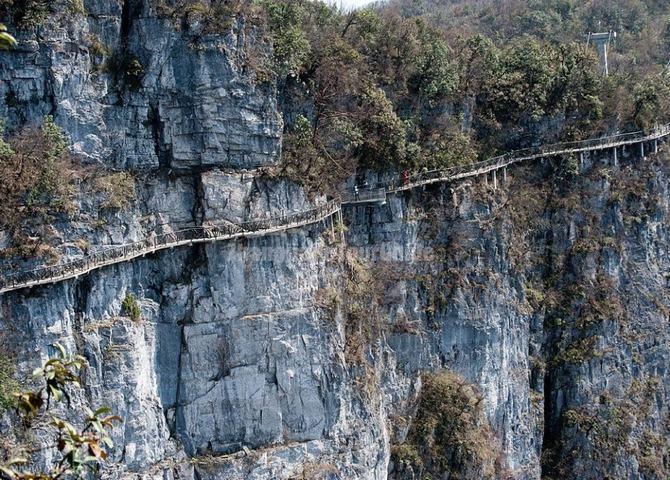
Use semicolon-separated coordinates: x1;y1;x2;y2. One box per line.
0;200;341;294
388;124;670;193
2;123;669;294
341;187;387;204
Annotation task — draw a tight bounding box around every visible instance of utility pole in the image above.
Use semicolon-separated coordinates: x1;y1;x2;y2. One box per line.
587;30;616;76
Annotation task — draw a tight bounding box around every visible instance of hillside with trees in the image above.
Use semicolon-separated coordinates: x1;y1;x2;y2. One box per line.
249;0;670;191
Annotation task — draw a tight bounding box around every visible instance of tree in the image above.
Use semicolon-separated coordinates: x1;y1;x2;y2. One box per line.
260;0;311;77
358;86;408;169
633;76;670;131
456;34;499;100
0;344;120;480
0;116;75;260
411;20;458;106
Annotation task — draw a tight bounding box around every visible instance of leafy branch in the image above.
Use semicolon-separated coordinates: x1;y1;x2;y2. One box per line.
0;24;16;50
0;344;121;480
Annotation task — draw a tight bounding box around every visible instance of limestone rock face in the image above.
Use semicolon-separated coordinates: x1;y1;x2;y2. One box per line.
0;3;668;480
0;0;282;170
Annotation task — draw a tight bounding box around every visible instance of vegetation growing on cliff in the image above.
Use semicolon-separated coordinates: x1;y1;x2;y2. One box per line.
391;370;502;479
95;172;136;210
0;356;17;411
248;0;670;193
0;23;15;49
121;293;142;322
544;377;669;480
0;344;120;480
0;0;84;28
253;0;604;191
343;251;383;366
0;329;18;412
0;117;75;261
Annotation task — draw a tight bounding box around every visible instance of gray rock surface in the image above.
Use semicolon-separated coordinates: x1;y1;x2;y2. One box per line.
0;3;667;480
0;0;281;170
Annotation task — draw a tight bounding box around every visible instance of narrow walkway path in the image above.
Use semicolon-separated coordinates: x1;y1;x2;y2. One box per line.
342;124;670;201
1;124;668;294
0;201;341;294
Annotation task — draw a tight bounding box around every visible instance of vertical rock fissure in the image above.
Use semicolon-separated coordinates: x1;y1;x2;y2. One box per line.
193;173;206;226
120;0;132;47
148;101;170;170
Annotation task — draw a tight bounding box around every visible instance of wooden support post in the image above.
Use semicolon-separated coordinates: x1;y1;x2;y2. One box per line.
580;152;584;169
613;147;618;167
484;174;488;188
640;142;645;158
338;210;345;244
452;189;458;207
492;170;497;190
503;167;508;183
654;139;658;154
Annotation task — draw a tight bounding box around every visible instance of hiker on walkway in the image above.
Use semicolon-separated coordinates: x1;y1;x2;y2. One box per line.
354;184;359;200
402;170;409;185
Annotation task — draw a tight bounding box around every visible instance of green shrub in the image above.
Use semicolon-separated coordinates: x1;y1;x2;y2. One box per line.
104;52;145;90
0;353;18;411
391;370;501;479
95;172;136;210
122;294;142;322
0;0;84;28
0;23;16;49
153;0;252;34
86;34;110;71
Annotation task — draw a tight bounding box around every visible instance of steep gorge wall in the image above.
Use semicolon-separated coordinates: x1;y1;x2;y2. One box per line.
3;146;668;480
347;149;670;480
0;2;668;480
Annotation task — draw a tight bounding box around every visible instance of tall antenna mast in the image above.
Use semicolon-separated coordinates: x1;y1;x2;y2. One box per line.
587;30;616;76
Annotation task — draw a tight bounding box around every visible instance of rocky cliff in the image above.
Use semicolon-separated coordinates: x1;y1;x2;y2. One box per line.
0;2;668;479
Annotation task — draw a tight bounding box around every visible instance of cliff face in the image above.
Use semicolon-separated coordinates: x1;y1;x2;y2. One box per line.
0;0;281;170
0;2;668;480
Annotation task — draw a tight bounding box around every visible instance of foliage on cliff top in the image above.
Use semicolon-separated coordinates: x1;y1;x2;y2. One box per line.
251;0;670;195
253;0;609;192
391;370;502;479
387;0;670;127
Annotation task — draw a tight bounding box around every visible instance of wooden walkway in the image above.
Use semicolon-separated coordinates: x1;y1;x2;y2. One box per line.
1;124;668;294
346;124;670;199
0;201;341;294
